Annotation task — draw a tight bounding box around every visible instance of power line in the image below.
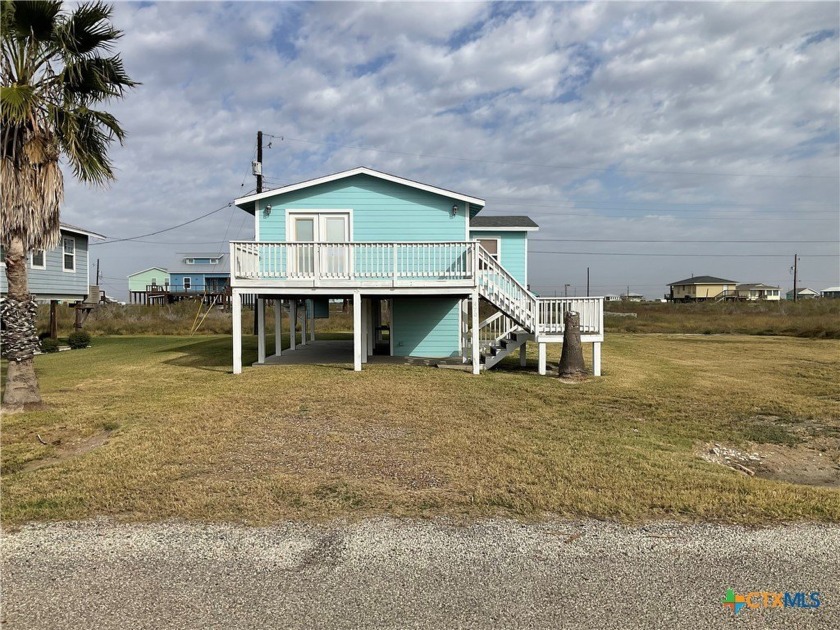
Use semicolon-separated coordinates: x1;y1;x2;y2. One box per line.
264;132;837;180
528;250;839;258
531;238;838;244
92;202;234;246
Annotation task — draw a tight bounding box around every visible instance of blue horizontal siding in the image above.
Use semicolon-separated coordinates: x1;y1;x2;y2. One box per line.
1;230;89;300
392;297;460;358
169;273;229;293
256;174;468;243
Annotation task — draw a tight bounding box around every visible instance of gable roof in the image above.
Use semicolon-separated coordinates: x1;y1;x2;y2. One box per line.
234;166;486;211
668;275;736;286
60;222;105;240
470;216;539;231
127;266;169;278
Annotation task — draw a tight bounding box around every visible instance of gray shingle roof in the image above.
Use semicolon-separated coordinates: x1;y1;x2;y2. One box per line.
470;215;539;229
668;275;736;286
168;253;229;274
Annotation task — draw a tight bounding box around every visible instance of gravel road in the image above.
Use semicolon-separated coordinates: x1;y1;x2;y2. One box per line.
2;518;837;629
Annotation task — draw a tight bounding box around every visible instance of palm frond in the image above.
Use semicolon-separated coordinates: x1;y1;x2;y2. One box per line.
55;1;120;56
7;0;61;43
61;54;137;102
0;83;37;124
53;104;126;184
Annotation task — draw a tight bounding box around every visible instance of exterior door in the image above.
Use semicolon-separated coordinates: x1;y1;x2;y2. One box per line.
289;213;349;277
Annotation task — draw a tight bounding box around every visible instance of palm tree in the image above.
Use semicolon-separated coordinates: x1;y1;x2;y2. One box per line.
1;0;136;407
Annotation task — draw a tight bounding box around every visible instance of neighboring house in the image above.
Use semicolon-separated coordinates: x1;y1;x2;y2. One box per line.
786;287;820;300
1;223;103;302
229;166;605;376
604;294;621;302
667;275;737;302
735;283;781;301
821;287;840;299
168;253;230;294
620;293;643;302
127;267;169;303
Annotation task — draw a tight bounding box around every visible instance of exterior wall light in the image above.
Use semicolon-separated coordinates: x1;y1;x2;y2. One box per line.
264;204;272;217
452;203;459;216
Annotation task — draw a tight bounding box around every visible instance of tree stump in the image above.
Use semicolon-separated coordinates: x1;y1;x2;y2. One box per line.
558;311;587;378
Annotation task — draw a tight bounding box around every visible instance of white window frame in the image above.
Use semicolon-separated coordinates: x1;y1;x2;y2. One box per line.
30;249;46;270
63;237;76;272
183;277;192;291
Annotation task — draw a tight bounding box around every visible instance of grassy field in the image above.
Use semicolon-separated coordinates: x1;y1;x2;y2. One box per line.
2;332;838;526
605;299;840;337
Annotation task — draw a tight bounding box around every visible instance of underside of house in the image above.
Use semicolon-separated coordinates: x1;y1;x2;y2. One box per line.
229;167;604;376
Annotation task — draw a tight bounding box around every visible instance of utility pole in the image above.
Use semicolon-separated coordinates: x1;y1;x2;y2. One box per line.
255;130;263;193
792;254;799;302
564;283;570;297
95;258;100;285
586;267;590;297
253;131;263;334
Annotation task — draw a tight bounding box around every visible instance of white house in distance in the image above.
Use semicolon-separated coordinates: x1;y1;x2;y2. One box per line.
820;287;840;299
736;283;781;301
786;287;820;300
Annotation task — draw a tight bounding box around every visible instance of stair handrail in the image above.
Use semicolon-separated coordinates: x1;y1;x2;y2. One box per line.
474;244;538;332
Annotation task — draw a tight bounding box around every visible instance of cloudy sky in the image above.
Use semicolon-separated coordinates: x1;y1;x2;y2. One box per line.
62;1;839;299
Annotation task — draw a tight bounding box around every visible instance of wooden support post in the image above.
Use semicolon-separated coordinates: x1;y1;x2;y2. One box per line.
49;300;58;339
538;342;547;376
309;302;315;342
290;300;297;351
232;290;242;374
353;292;362;371
592;342;602;377
274;299;282;357
471;290;480;375
74;305;83;330
301;300;307;347
257;297;266;364
519;342;527;367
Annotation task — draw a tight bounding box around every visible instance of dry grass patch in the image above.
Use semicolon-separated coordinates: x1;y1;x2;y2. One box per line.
2;333;839;526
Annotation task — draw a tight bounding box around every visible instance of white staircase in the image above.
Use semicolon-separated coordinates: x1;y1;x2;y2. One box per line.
469;245;604;373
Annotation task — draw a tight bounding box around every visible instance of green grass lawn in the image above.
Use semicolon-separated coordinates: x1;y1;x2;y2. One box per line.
2;333;839;526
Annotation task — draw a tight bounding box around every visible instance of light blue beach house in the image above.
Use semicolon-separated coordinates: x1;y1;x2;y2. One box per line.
230;167;604;375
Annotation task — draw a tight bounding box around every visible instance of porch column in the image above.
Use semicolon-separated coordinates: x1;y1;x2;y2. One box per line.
361;298;368;364
593;342;602;377
520;342;527;367
290;300;297;351
301;300;308;346
461;299;469;362
232;289;242;374
471;290;480;375
274;299;282;357
353;292;362;371
538;342;547;375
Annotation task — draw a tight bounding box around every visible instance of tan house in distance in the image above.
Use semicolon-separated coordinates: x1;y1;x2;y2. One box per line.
667;275;737;302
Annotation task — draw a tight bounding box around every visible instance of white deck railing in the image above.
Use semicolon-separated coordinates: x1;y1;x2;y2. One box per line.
536;296;604;337
231;240;604;339
231;241;475;283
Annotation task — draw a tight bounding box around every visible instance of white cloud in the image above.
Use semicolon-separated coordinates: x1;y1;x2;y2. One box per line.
58;1;839;299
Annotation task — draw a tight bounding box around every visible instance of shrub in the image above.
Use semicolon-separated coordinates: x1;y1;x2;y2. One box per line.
40;338;61;353
68;330;91;349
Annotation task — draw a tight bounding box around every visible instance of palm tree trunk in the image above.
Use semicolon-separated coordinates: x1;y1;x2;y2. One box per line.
2;235;42;406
